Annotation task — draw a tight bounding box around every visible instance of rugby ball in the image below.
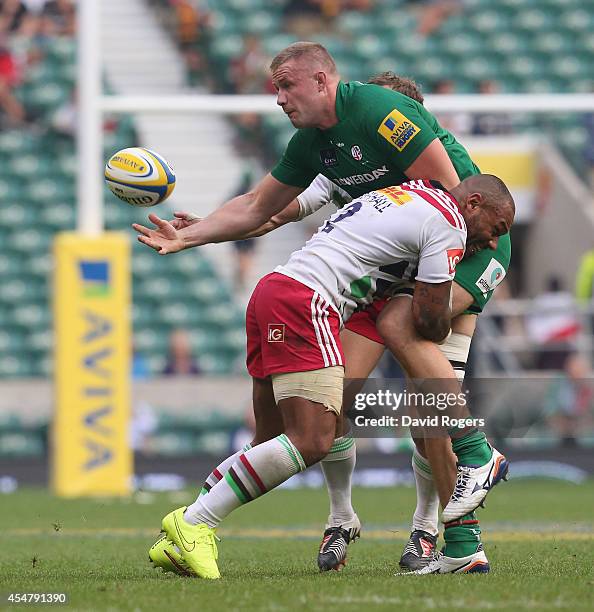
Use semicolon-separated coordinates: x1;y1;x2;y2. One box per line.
105;147;176;207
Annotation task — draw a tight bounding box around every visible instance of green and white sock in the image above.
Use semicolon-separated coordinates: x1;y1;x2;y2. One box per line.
184;434;305;528
451;429;492;466
411;448;439;536
443;512;482;558
320;435;356;526
199;443;252;496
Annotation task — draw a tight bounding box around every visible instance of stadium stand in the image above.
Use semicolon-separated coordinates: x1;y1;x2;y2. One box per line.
0;2;246;380
153;0;593;171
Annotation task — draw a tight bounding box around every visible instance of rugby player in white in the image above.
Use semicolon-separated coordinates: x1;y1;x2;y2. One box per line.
134;175;514;578
166;76;511;573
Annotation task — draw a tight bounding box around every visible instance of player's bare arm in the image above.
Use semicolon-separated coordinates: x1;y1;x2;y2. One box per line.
404;139;461;191
412;280;453;343
451;283;474;317
169;199;300;240
240;199;302;238
177;173;302;245
133;174;302;254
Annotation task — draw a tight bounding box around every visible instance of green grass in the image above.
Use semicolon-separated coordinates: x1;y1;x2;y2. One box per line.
2;480;594;611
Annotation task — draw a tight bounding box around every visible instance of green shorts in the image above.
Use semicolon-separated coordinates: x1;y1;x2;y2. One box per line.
454;232;511;314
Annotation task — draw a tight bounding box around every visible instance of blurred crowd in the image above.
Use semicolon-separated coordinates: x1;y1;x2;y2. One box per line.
156;0;594;185
0;0;74;126
158;0;512;136
0;0;74;37
431;78;512;137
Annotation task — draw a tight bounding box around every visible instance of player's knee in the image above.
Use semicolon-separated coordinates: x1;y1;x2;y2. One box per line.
289;430;334;466
376;313;408;355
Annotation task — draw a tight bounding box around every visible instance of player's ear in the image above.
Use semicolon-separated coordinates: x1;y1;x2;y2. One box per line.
315;71;327;90
468;192;483;209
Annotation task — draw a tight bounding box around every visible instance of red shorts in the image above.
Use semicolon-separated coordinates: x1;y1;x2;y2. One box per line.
344;298;389;345
246;273;344;378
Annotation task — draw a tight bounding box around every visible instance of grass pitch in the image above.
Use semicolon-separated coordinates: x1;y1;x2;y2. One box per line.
2;480;593;611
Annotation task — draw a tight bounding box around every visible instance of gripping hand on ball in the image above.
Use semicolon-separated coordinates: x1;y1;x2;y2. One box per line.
133;213;186;255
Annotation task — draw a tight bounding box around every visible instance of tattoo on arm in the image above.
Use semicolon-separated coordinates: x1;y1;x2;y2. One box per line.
413;282;452;342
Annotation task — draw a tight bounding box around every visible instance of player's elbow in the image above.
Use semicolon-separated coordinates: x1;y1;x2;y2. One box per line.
415;319;450;343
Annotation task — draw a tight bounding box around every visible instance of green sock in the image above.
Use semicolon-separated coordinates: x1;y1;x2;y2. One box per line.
451;429;492;466
443;512;481;558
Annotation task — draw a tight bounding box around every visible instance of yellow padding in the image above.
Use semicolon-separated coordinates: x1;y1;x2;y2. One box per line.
271;366;344;415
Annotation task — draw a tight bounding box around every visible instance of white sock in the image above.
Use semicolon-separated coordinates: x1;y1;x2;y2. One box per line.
198;443;252;496
184;434;306;528
320;435;357;526
411;447;439;536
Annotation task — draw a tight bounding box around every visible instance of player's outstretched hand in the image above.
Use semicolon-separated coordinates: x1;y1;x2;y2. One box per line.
170;211;202;230
133;213;186;255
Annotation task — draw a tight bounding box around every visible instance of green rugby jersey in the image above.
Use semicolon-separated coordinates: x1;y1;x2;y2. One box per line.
456;233;511;314
271;81;480;196
272;80;510;313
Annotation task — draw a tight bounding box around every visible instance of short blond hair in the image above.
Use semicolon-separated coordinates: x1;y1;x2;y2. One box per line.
270;42;337;74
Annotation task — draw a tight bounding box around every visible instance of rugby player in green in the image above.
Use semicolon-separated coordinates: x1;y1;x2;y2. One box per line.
141;43;510;575
269;47;510;575
253;72;512;573
164;71;512;573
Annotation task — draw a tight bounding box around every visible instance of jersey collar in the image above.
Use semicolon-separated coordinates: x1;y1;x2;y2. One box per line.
334;81;349;123
427;180;461;210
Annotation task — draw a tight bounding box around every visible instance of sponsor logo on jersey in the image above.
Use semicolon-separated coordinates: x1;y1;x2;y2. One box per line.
377;109;421;151
335;165;389;187
320;148;338;168
447;249;464;274
351;145;363;161
377;186;413;206
475;258;506;295
267;323;285;343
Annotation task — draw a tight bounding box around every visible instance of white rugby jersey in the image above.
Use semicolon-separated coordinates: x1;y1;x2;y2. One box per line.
296;174;351;219
277;180;467;323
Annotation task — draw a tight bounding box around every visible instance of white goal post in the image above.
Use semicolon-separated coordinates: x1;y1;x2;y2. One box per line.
78;0;594;236
100;93;594;115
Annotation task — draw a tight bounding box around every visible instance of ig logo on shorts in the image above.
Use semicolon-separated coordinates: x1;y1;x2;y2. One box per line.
267;324;285;343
